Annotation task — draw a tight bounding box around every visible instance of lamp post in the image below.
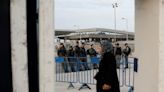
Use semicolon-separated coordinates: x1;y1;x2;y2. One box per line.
112;3;118;42
122;17;129;41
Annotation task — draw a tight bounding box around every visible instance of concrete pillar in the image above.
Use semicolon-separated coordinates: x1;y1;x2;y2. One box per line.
159;0;164;91
135;0;164;92
10;0;29;92
39;0;55;92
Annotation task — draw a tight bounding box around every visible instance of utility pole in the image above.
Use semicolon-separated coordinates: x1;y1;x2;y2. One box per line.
112;3;118;42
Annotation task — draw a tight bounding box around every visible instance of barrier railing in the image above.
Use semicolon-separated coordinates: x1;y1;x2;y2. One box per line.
55;56;138;91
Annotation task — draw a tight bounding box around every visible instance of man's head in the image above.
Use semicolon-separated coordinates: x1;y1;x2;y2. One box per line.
81;42;85;47
115;43;119;47
59;43;64;48
125;43;128;47
90;44;94;48
76;41;79;44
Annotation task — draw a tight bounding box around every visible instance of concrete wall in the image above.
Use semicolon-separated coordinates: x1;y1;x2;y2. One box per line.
11;0;29;92
39;0;55;92
159;0;164;91
10;0;55;92
135;0;160;92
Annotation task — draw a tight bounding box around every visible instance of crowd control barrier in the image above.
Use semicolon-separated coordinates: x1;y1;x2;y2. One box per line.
55;56;138;92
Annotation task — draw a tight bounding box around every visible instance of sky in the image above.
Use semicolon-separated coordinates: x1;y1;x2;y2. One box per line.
54;0;135;32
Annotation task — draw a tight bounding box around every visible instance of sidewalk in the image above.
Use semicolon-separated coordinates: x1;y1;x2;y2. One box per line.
55;82;129;92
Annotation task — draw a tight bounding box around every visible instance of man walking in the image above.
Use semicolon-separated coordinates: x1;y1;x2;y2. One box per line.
123;43;131;68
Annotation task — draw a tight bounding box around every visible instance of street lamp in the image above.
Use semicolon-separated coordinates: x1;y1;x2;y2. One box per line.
112;3;118;42
73;25;81;43
122;17;129;41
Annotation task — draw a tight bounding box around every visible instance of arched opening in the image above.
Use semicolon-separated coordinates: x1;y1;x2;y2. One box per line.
54;0;136;92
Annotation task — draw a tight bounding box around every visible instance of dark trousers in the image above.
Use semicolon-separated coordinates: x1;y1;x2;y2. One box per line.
124;55;128;68
68;58;77;72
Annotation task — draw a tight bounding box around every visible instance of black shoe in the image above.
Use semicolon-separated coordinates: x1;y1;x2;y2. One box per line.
93;67;97;69
65;71;69;73
117;67;120;69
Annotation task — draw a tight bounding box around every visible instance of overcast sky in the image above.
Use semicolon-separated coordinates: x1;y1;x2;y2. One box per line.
55;0;135;32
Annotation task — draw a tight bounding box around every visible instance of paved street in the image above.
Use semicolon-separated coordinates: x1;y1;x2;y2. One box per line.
55;82;130;92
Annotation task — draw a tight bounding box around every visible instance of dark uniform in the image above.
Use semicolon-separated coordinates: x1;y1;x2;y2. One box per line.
94;52;120;92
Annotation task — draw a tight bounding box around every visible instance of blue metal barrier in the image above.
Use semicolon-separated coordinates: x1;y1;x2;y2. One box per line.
90;57;100;64
55;57;65;63
123;57;138;92
55;57;79;89
55;56;138;91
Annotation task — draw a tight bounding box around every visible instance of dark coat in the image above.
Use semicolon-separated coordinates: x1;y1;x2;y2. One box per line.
87;48;97;57
115;47;122;55
94;52;120;92
79;47;87;57
57;47;66;57
79;47;87;62
123;46;131;56
74;45;80;56
67;49;75;57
